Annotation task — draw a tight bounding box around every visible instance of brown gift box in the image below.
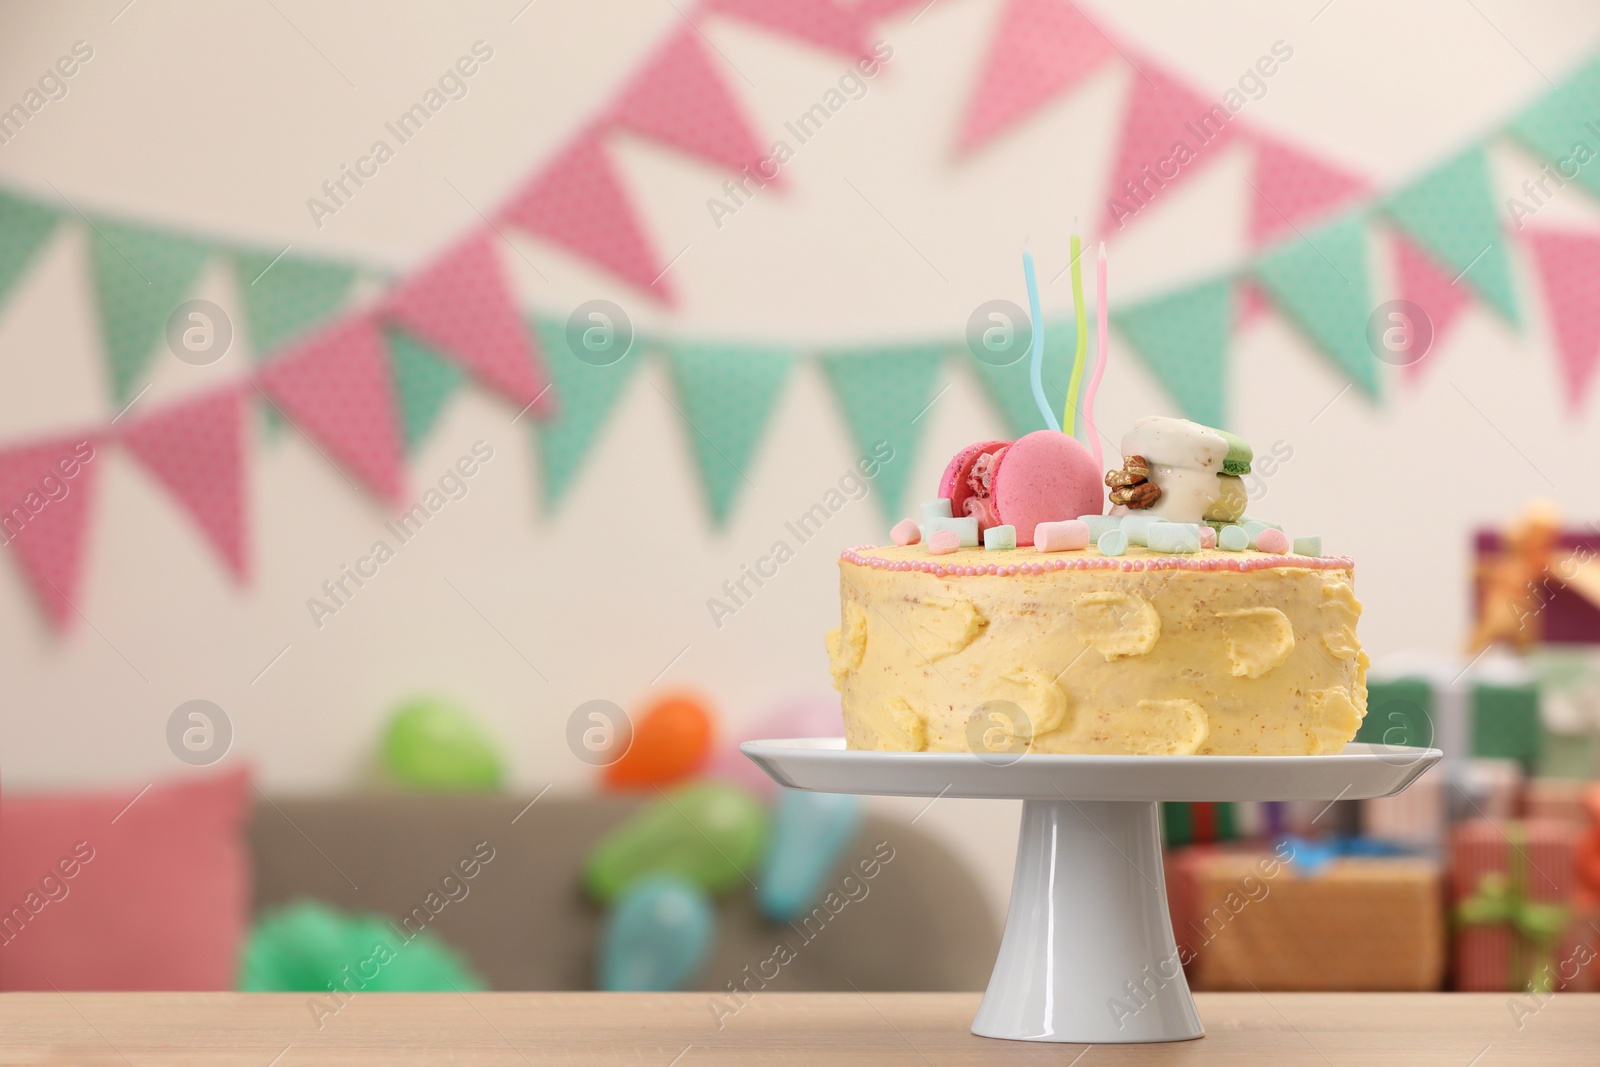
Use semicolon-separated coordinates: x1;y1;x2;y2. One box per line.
1176;851;1445;992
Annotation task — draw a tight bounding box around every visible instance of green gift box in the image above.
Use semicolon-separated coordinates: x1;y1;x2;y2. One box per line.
1356;677;1435;749
1471;682;1541;769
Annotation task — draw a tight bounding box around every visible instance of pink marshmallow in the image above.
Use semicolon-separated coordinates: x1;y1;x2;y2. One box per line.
1256;528;1290;554
928;530;961;555
891;518;921;546
1033;519;1091;553
1199;525;1217;549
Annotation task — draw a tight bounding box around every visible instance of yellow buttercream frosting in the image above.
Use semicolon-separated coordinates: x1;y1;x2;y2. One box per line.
827;544;1367;756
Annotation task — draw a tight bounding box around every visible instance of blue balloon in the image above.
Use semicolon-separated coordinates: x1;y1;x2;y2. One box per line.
598;875;715;992
758;789;864;922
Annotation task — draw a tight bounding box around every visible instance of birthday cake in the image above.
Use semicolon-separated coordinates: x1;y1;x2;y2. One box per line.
826;417;1369;757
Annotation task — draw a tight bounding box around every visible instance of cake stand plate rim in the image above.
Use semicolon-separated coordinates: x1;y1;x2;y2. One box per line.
739;738;1442;802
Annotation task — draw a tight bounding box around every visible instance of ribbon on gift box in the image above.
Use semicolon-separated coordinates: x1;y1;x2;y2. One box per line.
1455;825;1570;992
1279;835;1411;878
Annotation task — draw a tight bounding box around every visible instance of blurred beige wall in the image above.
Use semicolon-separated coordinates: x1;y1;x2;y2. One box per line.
3;0;1599;915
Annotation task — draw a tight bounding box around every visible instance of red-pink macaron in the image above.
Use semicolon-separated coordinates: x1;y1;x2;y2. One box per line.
988;431;1104;546
937;440;1008;523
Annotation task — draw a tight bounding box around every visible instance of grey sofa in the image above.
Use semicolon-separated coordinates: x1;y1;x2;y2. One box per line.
250;793;1000;992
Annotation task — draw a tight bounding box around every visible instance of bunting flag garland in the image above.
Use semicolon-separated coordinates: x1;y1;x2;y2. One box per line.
1507;55;1600;202
662;341;795;524
956;0;1114;153
1383;147;1519;323
119;387;249;581
528;317;645;508
1235;281;1269;327
852;0;930;16
1247;136;1367;247
702;0;870;58
1252;214;1379;397
383;233;553;411
0;191;58;313
7;6;1600;630
231;250;357;358
90;220;211;402
386;330;466;451
1097;60;1244;237
1522;228;1600;407
1393;235;1472;382
502;133;675;301
1112;279;1234;427
0;435;100;630
819;344;947;520
256;315;406;504
607;28;776;183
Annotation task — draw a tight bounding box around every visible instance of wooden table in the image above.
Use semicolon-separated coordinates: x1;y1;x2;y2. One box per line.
2;992;1596;1065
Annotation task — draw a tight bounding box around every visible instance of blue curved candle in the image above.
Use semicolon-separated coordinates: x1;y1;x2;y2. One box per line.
1023;248;1061;433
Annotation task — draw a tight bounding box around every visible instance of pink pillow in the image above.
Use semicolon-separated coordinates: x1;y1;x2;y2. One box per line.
0;767;252;990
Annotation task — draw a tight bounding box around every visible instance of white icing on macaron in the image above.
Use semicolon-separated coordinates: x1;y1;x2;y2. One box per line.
1118;417;1229;525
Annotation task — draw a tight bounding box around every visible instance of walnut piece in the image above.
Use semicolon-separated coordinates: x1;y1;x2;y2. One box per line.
1109;481;1161;509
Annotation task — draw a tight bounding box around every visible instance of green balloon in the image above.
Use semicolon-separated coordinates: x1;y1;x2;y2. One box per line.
586;782;769;903
380;697;504;791
239;900;485;992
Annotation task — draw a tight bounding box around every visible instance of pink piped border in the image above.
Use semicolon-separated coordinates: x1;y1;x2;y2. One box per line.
840;546;1354;578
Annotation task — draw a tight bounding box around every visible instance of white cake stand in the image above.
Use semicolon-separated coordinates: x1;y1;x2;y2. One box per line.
740;738;1441;1045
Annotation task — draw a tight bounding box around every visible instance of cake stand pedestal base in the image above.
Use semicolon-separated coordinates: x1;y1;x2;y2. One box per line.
972;798;1200;1043
740;738;1440;1045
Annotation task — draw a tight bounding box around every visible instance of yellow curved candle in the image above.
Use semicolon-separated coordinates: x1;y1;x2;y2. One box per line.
1064;233;1088;435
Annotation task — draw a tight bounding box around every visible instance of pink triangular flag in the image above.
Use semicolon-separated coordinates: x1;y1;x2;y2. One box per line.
119;386;250;581
852;0;927;16
1393;235;1472;383
502;133;674;301
0;435;100;630
957;0;1114;153
384;232;553;413
1524;228;1600;408
1098;62;1244;237
704;0;870;57
608;28;776;184
1249;136;1367;246
1236;279;1269;328
257;314;406;503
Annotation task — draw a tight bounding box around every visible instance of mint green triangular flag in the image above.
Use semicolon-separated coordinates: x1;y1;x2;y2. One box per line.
529;317;644;509
90;219;211;401
819;345;948;521
1252;215;1380;397
388;329;464;451
1508;56;1600;202
1112;278;1234;428
966;321;1076;437
233;250;356;358
1384;146;1517;323
661;341;794;525
0;191;58;313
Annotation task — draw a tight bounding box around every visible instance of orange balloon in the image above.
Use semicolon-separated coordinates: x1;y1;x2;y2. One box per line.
602;694;715;790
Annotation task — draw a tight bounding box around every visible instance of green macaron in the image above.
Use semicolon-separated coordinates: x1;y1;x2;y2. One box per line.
1212;428;1253;477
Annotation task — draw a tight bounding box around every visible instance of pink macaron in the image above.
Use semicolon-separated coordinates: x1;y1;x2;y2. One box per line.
939;431;1104;547
990;431;1103;546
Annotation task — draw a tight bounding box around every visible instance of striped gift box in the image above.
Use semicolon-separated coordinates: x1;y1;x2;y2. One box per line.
1363;764;1447;851
1524;778;1597;825
1449;819;1585;992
